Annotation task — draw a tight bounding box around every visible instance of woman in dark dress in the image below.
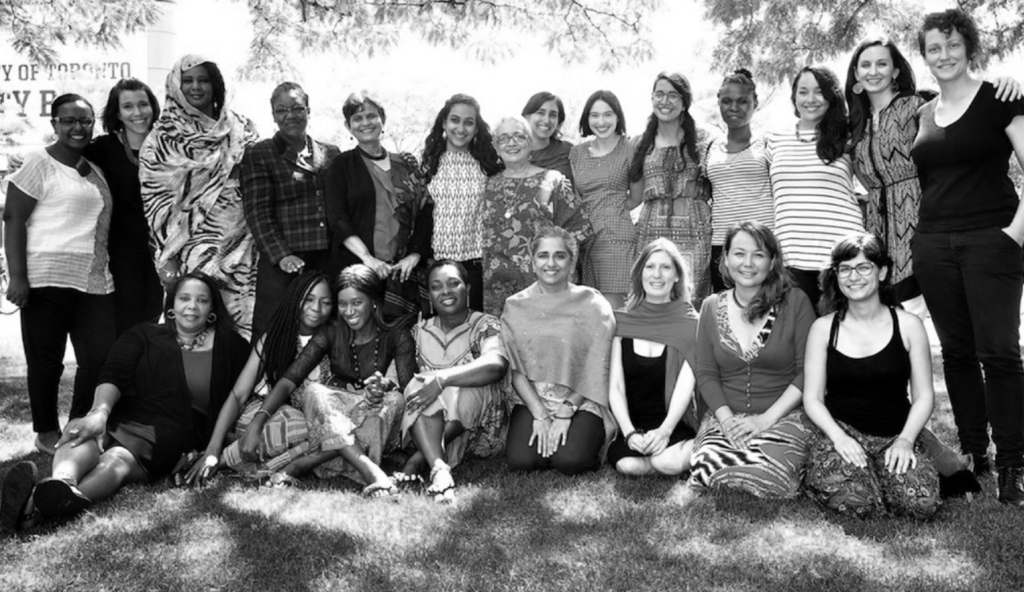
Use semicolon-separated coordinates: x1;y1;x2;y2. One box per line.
84;78;164;335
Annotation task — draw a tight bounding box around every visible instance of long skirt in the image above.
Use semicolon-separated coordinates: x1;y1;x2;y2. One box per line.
804;421;939;519
689;410;811;498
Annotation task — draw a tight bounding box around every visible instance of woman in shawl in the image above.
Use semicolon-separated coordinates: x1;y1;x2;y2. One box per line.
608;238;699;476
502;226;616;475
140;55;259;337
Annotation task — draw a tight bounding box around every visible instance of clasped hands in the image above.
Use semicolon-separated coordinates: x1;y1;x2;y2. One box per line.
626;427;671;457
363;253;420;283
720;414;771;450
831;432;917;475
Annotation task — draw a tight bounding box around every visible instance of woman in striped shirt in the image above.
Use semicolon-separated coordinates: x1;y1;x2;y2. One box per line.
704;69;774;293
768;66;865;310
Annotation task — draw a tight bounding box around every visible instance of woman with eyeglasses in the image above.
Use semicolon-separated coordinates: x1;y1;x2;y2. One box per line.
480;116;592;316
802;233;939;518
1;93;116;456
631;72;713;305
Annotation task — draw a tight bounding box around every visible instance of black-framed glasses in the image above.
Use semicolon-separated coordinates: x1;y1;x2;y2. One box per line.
496;132;529;147
652;91;683;103
54;117;95;127
273;106;308;117
836;262;875;278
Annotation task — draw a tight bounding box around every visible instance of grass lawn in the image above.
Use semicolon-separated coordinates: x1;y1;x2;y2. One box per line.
2;353;1024;592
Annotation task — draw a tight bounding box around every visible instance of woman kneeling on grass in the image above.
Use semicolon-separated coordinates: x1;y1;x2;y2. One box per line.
607;239;699;476
397;260;509;501
237;264;414;497
1;272;248;530
184;271;335;487
502;226;617;475
802;233;941;518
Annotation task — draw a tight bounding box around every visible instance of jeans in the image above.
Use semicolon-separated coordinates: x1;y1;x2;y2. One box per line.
20;288;116;433
912;227;1024;467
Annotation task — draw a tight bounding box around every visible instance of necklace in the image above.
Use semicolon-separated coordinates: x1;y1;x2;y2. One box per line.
116;129;140;166
794;124;818;143
177;329;210;351
350;328;381;387
732;289;749;309
357;145;387;161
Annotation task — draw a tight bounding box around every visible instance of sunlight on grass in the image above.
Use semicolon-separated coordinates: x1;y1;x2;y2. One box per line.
0;420;34;463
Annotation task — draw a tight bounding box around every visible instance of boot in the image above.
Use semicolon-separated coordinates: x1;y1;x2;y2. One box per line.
997;466;1024;506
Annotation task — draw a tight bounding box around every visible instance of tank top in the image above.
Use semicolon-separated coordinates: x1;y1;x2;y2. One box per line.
824;307;911;437
622;338;669;430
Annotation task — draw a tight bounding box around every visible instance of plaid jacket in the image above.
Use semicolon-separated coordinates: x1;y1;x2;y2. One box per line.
241;133;341;264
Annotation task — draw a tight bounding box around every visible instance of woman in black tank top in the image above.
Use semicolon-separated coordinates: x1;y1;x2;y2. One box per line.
801;233;943;518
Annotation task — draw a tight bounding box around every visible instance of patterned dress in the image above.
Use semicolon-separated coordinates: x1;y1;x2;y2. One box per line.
635;141;713;304
401;312;508;466
480;170;592;316
569;136;636;294
851;95;927;297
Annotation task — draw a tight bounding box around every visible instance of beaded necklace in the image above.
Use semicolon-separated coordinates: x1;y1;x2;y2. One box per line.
177;328;210;351
350;328;381;387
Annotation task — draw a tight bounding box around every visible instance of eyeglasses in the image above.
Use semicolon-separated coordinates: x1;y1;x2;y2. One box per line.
273;106;308;117
54;117;95;127
496;132;530;147
652;91;683;103
836;262;875;278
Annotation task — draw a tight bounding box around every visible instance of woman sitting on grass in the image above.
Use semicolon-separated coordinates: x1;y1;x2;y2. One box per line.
502;226;616;475
690;221;815;498
398;260;509;501
802;233;942;518
607;239;699;476
238;264;415;497
1;272;248;529
184;271;335;487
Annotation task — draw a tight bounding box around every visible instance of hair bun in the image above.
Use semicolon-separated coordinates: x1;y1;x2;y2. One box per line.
734;68;754;81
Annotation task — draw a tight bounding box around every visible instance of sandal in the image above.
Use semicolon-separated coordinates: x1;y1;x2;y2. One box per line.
362;482;400;499
427;461;456;504
262;472;300;489
1;461;38;535
33;477;91;518
389;471;424;492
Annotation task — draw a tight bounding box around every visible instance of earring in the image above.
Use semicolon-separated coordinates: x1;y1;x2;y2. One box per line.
207;312;217;323
852;82;864;95
166;309;176;320
891;80;900;93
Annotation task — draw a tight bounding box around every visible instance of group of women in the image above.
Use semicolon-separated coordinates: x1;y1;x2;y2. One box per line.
3;7;1024;533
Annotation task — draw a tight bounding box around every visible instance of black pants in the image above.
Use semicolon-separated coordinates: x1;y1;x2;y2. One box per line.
787;267;822;315
20;288;115;433
913;228;1024;467
251;249;331;341
110;252;163;337
505;405;604;475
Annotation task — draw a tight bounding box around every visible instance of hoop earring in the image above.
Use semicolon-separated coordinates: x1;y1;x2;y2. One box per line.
852;82;864;95
891;80;899;93
166;309;176;320
207;312;217;323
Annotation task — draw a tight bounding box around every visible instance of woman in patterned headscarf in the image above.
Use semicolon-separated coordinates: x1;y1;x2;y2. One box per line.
139;54;259;337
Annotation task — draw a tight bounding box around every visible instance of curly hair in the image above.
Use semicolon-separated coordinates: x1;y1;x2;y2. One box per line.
629;72;700;183
918;8;981;61
791;66;849;165
625;238;691;310
718;221;793;322
258;271;333;386
100;78;160;134
818;232;897;318
421;94;501;183
845;39;917;146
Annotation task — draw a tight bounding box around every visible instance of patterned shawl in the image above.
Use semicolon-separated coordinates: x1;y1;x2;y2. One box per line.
501;283;615;406
614;298;703;430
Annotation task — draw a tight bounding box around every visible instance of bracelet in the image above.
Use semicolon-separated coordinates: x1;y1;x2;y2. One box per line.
254;409;271;422
553;415;573;420
532;414;550;422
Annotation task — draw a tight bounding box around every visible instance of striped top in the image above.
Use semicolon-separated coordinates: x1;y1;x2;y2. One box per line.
428;150;489;261
1;149;114;293
767;129;864;270
704;135;774;245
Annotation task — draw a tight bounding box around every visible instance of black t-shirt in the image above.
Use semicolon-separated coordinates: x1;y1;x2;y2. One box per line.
911;81;1024;232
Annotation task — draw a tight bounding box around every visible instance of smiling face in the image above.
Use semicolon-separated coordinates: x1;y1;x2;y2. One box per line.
651;78;685;123
793;71;830;127
856;45;899;95
494;120;532;166
51;100;95;151
532;237;573;289
588;99;618;140
180;65;214;114
836;252;886;303
445;102;478;152
725;231;772;290
116;89;154;137
528;99;561;142
923;28;970;83
337;287;375;333
641;250;679;304
428;264;469;317
718;83;757;130
299;280;333;335
272;89;309;145
173;279;213;335
346;102;383;147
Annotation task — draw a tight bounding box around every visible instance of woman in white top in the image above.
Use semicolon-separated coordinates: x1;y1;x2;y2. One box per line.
2;93;116;455
768;66;865;310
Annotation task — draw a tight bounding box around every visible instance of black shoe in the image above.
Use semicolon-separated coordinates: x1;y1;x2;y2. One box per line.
33;478;91;517
1;461;38;536
997;466;1024;506
972;453;992;478
939;469;983;498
